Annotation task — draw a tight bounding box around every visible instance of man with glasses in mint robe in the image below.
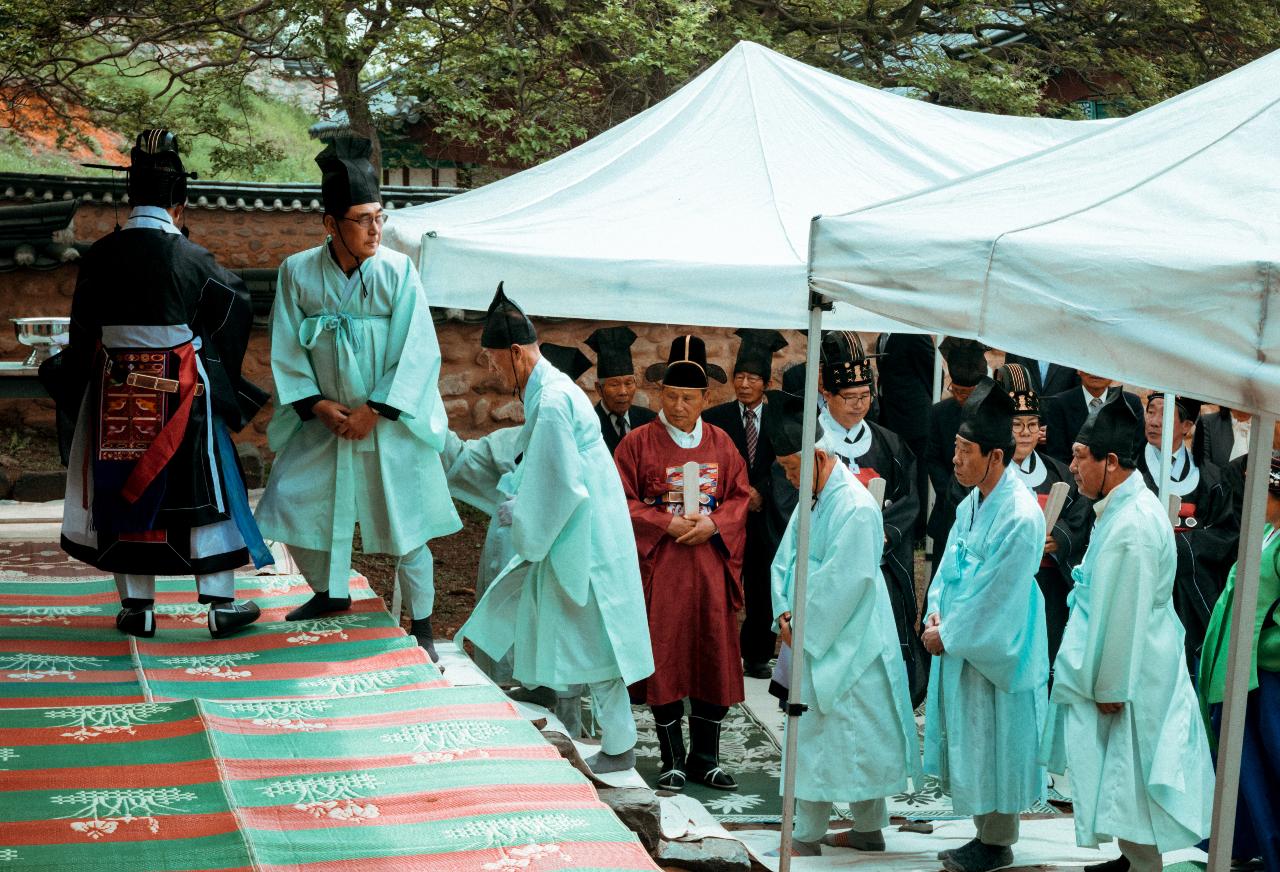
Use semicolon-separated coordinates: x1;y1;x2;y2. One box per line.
256;137;460;657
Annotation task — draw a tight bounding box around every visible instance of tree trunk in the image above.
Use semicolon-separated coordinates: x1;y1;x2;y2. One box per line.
332;60;382;179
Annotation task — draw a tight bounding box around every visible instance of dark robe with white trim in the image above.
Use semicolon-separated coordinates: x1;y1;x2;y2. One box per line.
48;216;268;575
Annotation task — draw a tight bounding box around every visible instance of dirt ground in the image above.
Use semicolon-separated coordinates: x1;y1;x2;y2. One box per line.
353;502;490;640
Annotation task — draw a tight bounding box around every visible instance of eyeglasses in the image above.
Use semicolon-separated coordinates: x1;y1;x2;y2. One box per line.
833;391;872;406
341;212;388;230
1012;419;1041;434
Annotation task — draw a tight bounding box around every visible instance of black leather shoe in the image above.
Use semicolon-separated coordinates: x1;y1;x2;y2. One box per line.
286;593;351;621
209;601;261;639
743;661;772;679
116;606;155;638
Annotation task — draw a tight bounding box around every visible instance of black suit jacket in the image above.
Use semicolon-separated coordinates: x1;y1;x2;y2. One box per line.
703;400;780;553
925;397;967;548
1193;410;1237;469
1043;386;1143;465
1004;354;1081;398
595;402;656;455
875;333;934;448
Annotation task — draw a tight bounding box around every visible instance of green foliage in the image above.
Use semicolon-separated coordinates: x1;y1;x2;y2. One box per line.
2;0;1279;178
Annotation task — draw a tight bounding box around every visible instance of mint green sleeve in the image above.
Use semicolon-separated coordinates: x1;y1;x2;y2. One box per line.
1083;536;1158;704
509;396;588;578
369;259;447;450
269;260;322;405
803;501;883;662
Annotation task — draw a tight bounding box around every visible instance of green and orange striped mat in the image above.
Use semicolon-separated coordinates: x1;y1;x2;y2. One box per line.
0;575;443;708
0;575;658;871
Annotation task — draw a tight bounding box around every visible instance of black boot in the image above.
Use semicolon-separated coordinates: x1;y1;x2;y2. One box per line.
653;715;686;791
208;600;261;639
409;617;438;663
286;592;351;621
116;599;155;638
1083;859;1129;872
686;712;738;790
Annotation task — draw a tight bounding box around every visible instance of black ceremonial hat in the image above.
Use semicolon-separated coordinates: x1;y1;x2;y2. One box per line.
480;282;538;349
128;129;191;207
732;329;788;381
940;337;988;387
585;326;639;379
540;343;593;382
1077;391;1142;464
820;331;876;391
995;363;1040;416
767;385;824;458
315;136;381;216
957;377;1015;449
1146;393;1203;423
645;335;727;388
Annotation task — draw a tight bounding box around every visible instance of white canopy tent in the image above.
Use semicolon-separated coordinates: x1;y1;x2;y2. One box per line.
382;40;1106;331
380;40;1115;871
803;48;1280;872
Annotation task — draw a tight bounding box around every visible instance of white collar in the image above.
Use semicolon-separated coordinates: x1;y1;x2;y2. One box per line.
659;409;703;449
1013;451;1049;489
124;205;181;235
1082;385;1109;408
1144;442;1200;497
817;408;872;468
738;399;764;419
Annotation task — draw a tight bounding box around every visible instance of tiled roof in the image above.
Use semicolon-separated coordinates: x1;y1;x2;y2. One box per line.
0;199;82;272
0;172;461;213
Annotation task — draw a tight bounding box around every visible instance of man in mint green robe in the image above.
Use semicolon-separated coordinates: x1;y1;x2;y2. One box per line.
769;413;920;857
924;379;1049;872
1048;394;1212;872
458;287;653;775
256;137;460;649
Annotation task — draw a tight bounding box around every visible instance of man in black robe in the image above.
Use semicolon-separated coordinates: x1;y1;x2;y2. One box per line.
996;363;1092;666
1136;394;1239;663
816;331;928;705
586;326;656;454
925;338;988;578
874;332;935;540
704;329;789;679
50;130;270;639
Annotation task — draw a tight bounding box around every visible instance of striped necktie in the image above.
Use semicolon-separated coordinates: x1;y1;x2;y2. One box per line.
744;407;758;466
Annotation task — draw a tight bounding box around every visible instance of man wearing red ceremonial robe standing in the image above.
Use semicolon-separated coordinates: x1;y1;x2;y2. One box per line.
615;335;751;792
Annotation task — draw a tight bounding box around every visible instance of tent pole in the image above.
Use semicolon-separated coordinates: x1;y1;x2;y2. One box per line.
1157;391;1175;508
926;338;942;552
777;294;827;871
1206;413;1272;872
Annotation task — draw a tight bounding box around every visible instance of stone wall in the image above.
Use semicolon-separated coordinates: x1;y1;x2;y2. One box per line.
0;199;820;453
69;201;330;270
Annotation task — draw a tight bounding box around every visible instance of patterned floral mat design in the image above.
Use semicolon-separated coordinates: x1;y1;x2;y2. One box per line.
612;700;1062;824
0;689;655;870
0;574;658;870
0;575;446;708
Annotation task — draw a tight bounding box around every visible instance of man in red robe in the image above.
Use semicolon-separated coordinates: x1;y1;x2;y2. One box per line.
615;335;750;792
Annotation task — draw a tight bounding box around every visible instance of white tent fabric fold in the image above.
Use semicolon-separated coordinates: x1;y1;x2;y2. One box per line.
382;41;1103;330
809;48;1280;415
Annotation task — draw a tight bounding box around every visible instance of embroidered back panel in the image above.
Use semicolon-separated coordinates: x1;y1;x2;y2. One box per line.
96;351;170;460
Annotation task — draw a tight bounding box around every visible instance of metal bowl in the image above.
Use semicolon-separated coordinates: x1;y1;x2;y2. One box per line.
11;317;70;366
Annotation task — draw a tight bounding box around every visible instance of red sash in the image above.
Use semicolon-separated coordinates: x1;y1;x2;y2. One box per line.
119;343;199;504
854;467;881;489
1175;502;1198;534
1036;492;1054;568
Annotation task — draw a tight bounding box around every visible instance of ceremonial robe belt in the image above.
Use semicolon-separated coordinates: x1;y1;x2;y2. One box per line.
126;371;205;396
